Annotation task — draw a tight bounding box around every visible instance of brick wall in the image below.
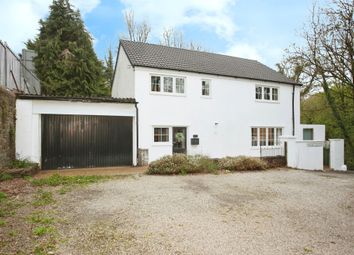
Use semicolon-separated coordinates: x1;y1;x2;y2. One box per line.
0;87;16;168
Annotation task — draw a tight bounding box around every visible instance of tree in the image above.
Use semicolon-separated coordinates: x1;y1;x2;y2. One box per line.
160;27;204;51
27;0;109;96
104;47;114;89
123;10;151;42
281;0;354;166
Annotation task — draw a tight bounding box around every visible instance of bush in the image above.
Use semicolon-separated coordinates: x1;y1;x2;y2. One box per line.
218;156;269;171
147;154;218;175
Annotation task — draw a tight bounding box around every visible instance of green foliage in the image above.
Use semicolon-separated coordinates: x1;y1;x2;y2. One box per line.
147;154;218;175
28;212;55;225
218;156;269;171
302;90;354;169
0;192;7;202
31;174;110;187
8;159;38;169
33;190;55;207
33;225;54;236
0;173;13;182
27;0;109;96
0;219;6;226
104;47;114;90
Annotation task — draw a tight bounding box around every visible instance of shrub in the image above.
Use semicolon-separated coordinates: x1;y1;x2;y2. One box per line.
147;154;218;175
218;156;269;171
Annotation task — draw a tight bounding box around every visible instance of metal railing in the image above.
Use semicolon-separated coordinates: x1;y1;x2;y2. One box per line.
0;40;40;94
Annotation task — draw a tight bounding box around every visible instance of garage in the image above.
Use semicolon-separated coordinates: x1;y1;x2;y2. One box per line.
15;95;137;169
42;114;133;170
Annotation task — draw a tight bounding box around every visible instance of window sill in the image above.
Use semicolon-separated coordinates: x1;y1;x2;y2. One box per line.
201;95;212;99
152;142;172;146
150;91;186;97
251;145;282;150
255;99;279;104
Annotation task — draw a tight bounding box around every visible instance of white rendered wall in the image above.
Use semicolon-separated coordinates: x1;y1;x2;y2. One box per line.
132;67;301;162
299;124;325;141
16;99;137;166
112;47;135;98
329;139;345;171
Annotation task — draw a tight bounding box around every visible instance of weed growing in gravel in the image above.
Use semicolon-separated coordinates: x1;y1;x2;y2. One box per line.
31;174;112;187
33;225;54;236
33;190;55;207
0;191;7;202
28;212;54;225
0;219;6;226
0;173;13;182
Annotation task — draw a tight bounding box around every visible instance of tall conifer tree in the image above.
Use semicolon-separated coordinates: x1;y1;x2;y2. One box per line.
27;0;109;96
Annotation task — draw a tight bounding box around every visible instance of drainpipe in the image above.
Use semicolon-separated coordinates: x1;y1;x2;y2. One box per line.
135;102;139;166
292;84;295;136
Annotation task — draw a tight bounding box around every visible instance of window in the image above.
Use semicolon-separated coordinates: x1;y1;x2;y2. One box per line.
268;128;275;146
251;128;258;146
303;128;314;140
150;75;185;95
272;88;278;101
251;127;283;147
151;76;160;92
154;128;169;142
255;86;262;100
276;128;282;145
176;78;185;94
255;85;279;102
264;87;271;100
163;77;173;93
202;80;210;96
260;128;267;146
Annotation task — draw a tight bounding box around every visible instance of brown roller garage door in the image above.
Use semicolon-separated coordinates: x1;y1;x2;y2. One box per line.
41;114;133;170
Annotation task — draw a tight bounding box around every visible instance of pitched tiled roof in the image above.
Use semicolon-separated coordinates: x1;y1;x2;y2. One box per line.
17;94;137;104
120;40;300;86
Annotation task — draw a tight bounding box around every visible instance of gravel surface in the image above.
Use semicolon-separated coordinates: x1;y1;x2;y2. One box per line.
56;170;354;255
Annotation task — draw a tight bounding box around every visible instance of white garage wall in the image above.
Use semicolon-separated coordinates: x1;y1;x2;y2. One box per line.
16;99;137;166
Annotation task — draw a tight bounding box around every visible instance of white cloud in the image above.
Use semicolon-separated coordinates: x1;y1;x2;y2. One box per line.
0;0;100;53
120;0;237;40
225;43;263;62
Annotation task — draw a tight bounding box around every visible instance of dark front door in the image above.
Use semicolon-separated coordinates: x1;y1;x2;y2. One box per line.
41;114;133;170
173;127;187;154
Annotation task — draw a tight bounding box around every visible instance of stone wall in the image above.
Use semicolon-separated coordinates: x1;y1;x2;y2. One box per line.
0;87;16;168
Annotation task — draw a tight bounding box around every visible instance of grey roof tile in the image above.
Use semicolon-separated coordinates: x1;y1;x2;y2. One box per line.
120;40;300;86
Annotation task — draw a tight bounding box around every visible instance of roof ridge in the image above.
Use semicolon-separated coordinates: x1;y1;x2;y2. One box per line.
119;39;258;63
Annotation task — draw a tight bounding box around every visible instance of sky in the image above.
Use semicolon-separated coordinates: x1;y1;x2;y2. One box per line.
0;0;325;68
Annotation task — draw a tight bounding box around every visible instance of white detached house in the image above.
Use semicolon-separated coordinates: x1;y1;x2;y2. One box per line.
112;40;311;163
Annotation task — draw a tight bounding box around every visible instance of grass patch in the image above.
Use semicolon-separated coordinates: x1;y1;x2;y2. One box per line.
0;219;6;226
32;225;54;236
0;172;13;182
28;212;54;225
31;174;111;187
33;190;55;207
8;159;38;169
0;191;7;202
147;154;219;175
218;156;269;171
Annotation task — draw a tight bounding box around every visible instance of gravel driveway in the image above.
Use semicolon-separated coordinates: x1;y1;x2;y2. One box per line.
56;169;354;255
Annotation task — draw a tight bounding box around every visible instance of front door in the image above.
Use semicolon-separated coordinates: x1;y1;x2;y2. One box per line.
173;127;187;154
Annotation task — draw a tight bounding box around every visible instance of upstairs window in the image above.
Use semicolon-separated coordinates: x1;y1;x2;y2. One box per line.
176;78;185;94
151;76;161;92
163;77;173;93
150;75;185;95
255;85;279;102
202;80;210;96
264;87;271;100
255;86;262;99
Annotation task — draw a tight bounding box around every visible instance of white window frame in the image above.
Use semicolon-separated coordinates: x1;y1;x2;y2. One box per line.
153;127;171;145
255;85;279;102
201;79;211;97
150;74;186;96
251;127;283;148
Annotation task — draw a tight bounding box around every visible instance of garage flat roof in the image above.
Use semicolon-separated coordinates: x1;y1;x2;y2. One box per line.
16;94;137;104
